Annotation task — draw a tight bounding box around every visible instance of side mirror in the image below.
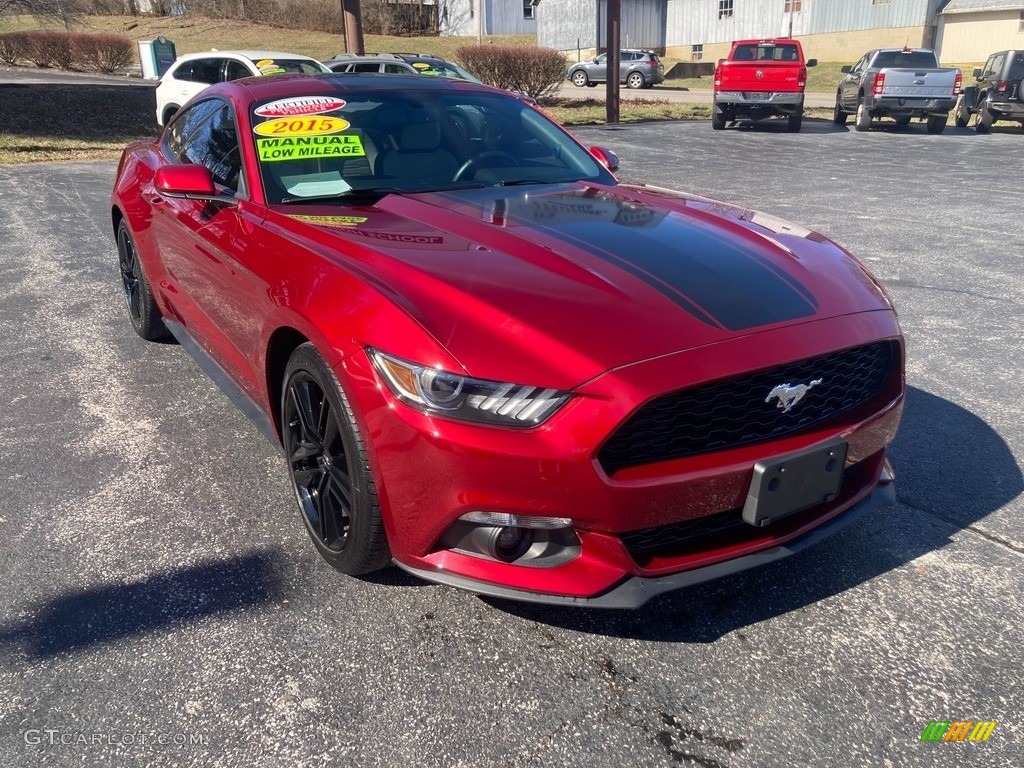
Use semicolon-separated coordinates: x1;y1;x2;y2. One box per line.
154;164;236;204
973;68;982;78
840;65;852;74
806;58;817;68
589;146;619;172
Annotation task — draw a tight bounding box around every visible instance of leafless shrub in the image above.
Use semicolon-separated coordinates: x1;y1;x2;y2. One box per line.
456;45;569;101
0;32;28;65
75;32;134;73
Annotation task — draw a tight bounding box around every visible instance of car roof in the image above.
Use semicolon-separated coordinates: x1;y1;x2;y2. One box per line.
176;50;320;62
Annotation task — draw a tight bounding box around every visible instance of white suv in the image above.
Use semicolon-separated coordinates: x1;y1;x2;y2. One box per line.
156;50;330;126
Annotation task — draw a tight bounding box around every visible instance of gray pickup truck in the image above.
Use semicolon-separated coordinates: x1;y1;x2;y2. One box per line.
833;48;961;133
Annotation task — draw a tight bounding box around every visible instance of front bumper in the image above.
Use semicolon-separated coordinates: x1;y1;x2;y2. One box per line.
341;312;903;606
397;478;896;608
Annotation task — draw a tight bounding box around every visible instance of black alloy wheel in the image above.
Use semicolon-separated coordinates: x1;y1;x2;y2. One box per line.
116;220;167;340
282;344;390;575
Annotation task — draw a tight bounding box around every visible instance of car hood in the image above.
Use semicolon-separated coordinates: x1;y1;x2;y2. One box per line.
271;182;893;388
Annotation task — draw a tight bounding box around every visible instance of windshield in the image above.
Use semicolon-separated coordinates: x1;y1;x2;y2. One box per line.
410;60;483;83
251;89;614;204
255;59;327;75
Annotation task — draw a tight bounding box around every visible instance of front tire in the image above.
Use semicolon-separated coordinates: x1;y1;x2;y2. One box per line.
855;98;872;132
116;220;168;341
975;100;993;133
833;93;848;125
954;96;970;128
626;72;645;90
571;70;588;88
282;344;390;576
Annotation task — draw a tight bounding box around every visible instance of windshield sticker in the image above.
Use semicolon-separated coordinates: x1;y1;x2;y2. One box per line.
412;62;430;69
253;116;350;137
288;215;368;227
255;59;286;75
255;96;346;118
257;134;366;162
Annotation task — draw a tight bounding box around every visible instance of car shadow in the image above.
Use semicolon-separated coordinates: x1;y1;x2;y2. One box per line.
480;385;1022;638
0;552;283;660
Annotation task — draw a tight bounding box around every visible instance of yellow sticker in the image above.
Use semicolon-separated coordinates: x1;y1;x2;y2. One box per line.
288;215;368;227
412;62;430;69
257;134;366;162
253;116;350;137
259;67;287;75
254;59;275;68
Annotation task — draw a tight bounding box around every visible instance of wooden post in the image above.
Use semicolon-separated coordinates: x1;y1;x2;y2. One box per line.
606;0;620;124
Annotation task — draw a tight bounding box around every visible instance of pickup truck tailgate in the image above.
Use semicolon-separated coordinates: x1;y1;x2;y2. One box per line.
879;68;958;98
718;61;802;93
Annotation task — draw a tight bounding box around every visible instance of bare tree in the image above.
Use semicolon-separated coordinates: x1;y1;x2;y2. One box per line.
0;0;87;29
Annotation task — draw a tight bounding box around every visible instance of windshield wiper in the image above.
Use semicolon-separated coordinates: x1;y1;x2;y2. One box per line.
497;179;555;187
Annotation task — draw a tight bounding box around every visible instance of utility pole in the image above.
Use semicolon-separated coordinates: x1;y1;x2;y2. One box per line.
605;0;620;124
340;0;365;54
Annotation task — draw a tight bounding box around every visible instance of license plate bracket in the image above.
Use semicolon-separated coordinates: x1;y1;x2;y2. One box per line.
742;437;848;528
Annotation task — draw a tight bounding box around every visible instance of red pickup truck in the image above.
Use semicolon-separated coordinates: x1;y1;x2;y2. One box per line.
713;39;817;132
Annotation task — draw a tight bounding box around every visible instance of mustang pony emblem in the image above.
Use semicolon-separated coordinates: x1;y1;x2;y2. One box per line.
765;379;823;413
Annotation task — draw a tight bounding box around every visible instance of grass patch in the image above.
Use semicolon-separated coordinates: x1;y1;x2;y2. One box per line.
545;98;711;125
0;83;156;164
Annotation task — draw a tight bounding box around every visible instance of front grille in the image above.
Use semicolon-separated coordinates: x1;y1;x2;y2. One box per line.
599;341;897;473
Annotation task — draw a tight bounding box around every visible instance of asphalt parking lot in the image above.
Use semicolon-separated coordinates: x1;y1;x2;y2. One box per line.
0;118;1021;767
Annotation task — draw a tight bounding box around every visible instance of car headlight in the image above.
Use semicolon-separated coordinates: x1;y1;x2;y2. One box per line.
368;349;571;427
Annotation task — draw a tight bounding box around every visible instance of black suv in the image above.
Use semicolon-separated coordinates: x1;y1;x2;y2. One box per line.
955;50;1024;132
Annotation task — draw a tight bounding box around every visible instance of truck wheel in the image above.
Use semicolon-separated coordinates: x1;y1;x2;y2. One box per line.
833;93;847;125
954;96;970;128
926;114;947;134
975;102;993;133
855;99;872;132
787;108;803;133
712;107;726;130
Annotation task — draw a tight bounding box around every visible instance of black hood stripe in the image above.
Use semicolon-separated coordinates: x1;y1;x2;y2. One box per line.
493;200;818;331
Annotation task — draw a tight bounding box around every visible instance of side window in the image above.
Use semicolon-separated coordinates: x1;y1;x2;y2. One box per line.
990;54;1005;79
384;63;409;74
224;60;251;81
172;61;194;81
165;99;222;163
352;62;381;73
180;101;242;191
189;58;221;85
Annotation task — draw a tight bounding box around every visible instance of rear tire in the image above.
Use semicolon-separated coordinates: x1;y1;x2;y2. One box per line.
855;98;872;132
787;107;803;133
712;107;726;130
926;114;947;134
282;344;391;576
833;93;848;125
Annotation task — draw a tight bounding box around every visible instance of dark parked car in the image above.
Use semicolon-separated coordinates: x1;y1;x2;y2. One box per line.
954;50;1024;132
110;74;902;608
567;49;665;89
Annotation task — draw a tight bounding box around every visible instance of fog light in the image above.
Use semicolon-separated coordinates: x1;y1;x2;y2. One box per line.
486;526;534;562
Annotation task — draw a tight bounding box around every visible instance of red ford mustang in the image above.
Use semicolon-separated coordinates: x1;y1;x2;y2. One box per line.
110;74;904;607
